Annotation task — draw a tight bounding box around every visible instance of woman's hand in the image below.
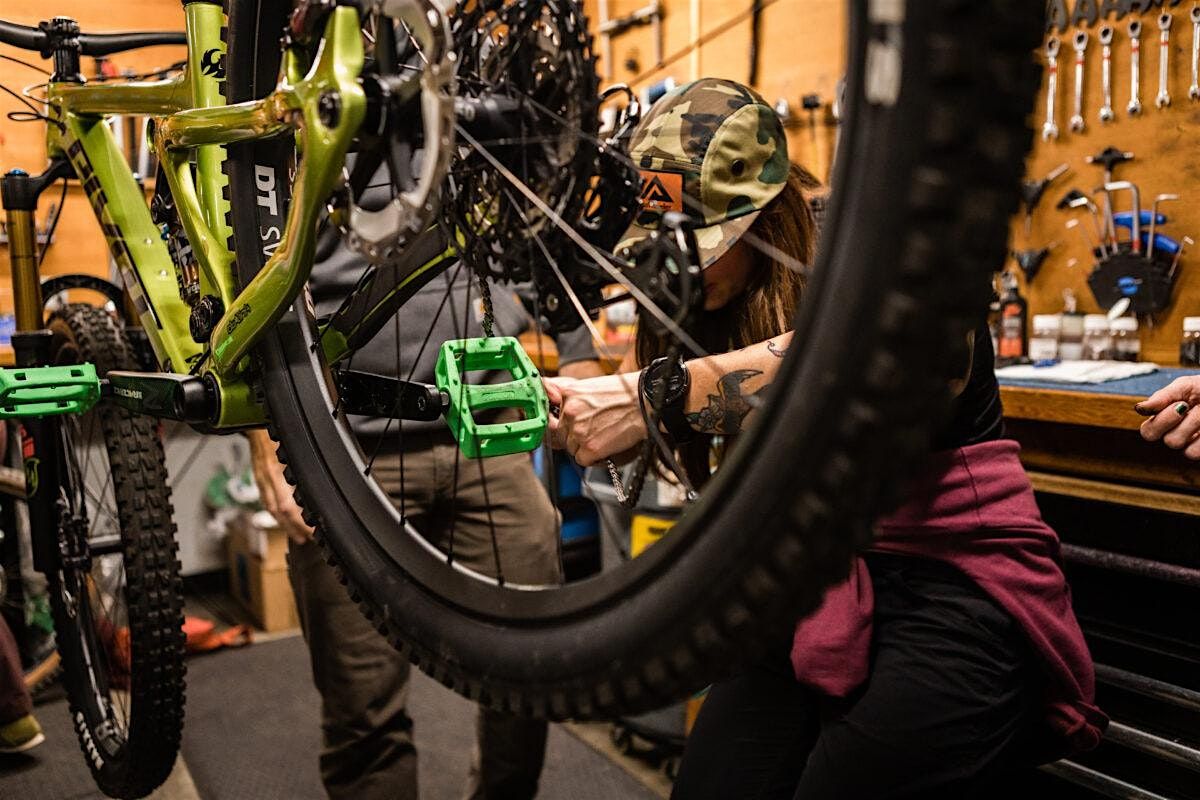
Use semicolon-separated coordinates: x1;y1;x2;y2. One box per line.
246;429;314;544
1135;376;1200;458
545;373;648;466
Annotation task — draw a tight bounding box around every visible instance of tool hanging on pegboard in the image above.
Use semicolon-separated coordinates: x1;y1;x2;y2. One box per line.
1082;179;1192;316
598;1;663;80
1020;163;1071;236
1038;4;1200;138
1013;243;1061;283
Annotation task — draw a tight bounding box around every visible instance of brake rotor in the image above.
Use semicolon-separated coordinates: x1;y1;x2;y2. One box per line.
337;0;457;263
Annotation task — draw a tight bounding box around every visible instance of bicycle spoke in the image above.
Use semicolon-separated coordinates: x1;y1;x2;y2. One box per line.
444;267;470;568
361;258;466;477
517;92;813;279
394;305;407;524
457;125;709;357
500;186;619;363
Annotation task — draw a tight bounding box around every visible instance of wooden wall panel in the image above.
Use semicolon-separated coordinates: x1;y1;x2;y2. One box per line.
1016;9;1200;365
0;1;186;316
581;0;845;181
2;0;846;317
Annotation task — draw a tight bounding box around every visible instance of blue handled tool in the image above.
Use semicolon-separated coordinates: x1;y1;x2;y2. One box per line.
1112;210;1167;227
1111;219;1181;255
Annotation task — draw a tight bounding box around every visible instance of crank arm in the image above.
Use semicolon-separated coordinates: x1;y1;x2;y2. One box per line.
103;371;216;423
334;370;448;421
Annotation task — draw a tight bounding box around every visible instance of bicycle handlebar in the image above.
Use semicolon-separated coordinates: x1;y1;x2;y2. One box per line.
0;19;185;58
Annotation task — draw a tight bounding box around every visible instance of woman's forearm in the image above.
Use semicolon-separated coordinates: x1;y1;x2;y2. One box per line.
683;332;792;435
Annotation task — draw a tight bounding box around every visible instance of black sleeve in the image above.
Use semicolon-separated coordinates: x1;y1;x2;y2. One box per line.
931;322;1005;451
552;324;599;367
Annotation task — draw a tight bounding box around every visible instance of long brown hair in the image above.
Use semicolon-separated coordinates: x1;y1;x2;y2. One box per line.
635;162;820;485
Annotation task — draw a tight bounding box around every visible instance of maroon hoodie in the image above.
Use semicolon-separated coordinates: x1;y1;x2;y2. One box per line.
790;439;1107;759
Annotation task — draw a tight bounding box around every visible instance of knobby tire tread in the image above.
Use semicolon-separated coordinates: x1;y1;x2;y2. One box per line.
223;0;1044;720
46;304;185;799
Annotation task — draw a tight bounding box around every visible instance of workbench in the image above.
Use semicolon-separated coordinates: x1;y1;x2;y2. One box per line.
1000;368;1200;516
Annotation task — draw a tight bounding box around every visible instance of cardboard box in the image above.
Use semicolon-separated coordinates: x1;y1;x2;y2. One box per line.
226;516;299;632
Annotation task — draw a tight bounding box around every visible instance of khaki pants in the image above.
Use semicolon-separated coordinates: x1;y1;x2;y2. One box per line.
288;430;561;800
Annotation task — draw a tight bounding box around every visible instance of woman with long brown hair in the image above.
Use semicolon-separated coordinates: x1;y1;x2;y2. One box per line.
547;77;1104;799
632;157;818;485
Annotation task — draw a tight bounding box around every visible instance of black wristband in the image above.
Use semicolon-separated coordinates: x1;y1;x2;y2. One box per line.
641;356;695;444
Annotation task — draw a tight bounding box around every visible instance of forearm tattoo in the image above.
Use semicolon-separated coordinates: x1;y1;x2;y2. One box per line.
686;369;770;434
767;340;787;358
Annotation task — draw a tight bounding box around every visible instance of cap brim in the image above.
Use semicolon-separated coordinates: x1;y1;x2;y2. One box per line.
614;210;761;270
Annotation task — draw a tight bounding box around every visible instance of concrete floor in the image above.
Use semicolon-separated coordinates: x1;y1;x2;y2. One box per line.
0;631;671;800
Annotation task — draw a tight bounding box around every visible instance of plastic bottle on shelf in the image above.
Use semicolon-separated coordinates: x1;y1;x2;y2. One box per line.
1028;314;1061;363
1059;289;1085;361
1110;317;1140;362
1181;317;1200;366
996;272;1027;360
1082;314;1113;360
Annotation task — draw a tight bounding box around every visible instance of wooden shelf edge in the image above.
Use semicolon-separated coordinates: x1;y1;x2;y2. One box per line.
1000;385;1145;430
1027;470;1200;517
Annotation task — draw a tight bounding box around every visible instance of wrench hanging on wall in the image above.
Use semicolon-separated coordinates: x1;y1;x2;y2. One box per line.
1191;4;1200;100
1129;18;1144;115
1045;37;1062;140
1157;12;1173;109
1099;25;1115;122
1071;30;1089;132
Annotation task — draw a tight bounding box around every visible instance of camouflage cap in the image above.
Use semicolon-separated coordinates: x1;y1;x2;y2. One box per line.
616;78;790;269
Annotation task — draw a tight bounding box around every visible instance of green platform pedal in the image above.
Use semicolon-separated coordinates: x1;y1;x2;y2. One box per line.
435;337;549;458
0;364;101;419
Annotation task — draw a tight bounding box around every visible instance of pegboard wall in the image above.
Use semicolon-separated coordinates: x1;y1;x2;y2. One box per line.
1022;1;1200;364
581;0;844;182
20;3;1189;363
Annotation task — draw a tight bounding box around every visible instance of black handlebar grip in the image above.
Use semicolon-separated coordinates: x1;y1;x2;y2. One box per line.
78;31;187;57
0;19;183;56
0;19;48;52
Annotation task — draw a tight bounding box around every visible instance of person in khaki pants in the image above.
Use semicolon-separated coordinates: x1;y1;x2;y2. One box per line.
250;226;601;799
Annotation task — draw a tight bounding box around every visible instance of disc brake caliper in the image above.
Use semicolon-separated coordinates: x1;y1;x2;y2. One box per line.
435;337;548;458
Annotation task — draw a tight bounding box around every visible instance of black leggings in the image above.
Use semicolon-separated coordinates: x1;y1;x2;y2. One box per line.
672;553;1041;800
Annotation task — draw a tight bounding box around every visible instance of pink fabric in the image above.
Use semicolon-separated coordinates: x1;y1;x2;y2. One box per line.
790;439;1107;758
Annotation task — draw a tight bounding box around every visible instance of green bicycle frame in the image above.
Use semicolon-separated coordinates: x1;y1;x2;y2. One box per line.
43;2;365;429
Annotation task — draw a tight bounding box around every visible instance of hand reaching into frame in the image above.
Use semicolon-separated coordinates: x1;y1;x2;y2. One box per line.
545;373;647;467
1135;376;1200;459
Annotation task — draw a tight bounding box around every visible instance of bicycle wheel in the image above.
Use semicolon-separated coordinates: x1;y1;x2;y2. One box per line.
42;304;184;799
225;0;1043;718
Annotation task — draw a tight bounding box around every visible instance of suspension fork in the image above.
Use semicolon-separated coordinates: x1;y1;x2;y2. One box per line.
2;162;74;576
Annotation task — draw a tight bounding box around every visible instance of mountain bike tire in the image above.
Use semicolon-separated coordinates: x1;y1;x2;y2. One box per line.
225;0;1044;718
43;304;184;799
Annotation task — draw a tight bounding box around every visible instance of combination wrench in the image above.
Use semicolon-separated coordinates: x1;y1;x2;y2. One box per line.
1191;4;1200;100
1129;19;1143;115
1044;37;1061;140
1100;25;1115;122
1157;12;1172;109
1071;30;1089;132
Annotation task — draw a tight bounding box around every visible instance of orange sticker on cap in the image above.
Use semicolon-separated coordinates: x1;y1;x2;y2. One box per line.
638;171;683;213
